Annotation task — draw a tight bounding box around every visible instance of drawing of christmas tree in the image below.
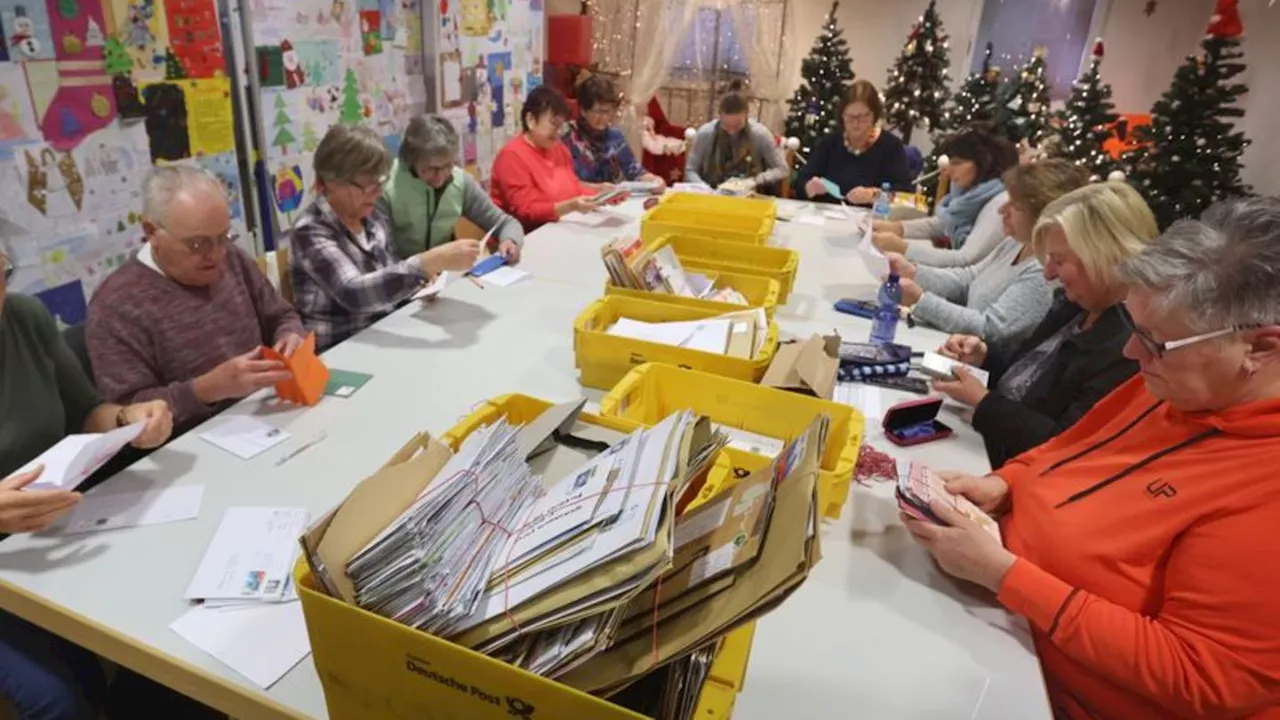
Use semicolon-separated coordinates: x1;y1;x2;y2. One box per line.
340;68;362;124
164;48;187;80
85;18;105;46
272;94;297;154
301;120;319;151
104;35;133;75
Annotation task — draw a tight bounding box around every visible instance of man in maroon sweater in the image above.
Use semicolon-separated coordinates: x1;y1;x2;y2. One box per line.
87;167;306;432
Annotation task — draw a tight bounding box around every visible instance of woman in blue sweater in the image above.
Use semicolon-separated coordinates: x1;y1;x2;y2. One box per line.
796;80;912;205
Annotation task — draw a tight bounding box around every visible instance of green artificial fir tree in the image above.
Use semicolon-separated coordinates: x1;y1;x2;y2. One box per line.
882;0;951;145
783;1;855;156
340;68;364;125
992;46;1051;146
1127;0;1250;229
1052;39;1119;180
163;48;186;80
944;41;1000;132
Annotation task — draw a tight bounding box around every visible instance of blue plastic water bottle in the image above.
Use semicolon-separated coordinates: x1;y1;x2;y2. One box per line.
869;274;902;346
873;182;893;220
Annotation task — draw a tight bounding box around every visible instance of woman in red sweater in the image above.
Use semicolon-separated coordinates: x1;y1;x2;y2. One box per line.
490;86;602;232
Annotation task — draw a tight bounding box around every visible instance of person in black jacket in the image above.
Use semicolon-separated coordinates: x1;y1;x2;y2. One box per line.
930;181;1159;468
795;80;912;205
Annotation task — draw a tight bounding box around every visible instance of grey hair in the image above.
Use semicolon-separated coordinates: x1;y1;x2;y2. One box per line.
398;115;459;168
142;165;226;227
313;124;391;185
1117;196;1280;332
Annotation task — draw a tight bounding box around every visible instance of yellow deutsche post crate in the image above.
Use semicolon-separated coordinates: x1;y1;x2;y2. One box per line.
294;393;760;719
648;234;799;302
603;269;781;321
600;364;865;519
573;296;779;391
641;193;776;246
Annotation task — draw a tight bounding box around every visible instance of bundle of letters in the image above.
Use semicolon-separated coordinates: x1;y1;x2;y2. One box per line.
601;235;748;305
302;399;826;697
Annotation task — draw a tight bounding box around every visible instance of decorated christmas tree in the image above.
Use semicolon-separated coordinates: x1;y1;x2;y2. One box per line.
783;1;855;156
340;68;363;125
163;48;187;80
1052;39;1119;179
992;47;1051;146
1127;0;1250;229
944;41;1000;132
272;94;297;155
301;121;320;152
882;0;950;145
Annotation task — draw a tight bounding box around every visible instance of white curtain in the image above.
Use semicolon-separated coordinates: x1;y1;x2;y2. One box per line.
726;0;797;130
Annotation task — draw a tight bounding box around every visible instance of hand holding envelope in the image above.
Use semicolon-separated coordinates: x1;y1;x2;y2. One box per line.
0;466;82;534
261;332;330;407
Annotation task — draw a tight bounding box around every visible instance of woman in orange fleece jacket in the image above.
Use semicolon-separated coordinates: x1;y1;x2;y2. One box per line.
905;196;1280;720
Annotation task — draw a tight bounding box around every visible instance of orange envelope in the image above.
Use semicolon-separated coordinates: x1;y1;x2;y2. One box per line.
262;333;330;406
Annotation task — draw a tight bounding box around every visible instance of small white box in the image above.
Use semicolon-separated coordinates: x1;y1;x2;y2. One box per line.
918;352;991;387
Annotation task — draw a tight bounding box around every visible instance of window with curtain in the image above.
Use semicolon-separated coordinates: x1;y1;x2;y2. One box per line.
970;0;1099;100
670;7;750;79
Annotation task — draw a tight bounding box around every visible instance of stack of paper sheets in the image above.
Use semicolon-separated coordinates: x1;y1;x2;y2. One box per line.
601;235;720;301
173;507;313;689
606;308;769;359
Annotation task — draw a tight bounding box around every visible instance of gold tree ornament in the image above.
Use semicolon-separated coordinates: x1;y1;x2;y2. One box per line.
57;151;85;210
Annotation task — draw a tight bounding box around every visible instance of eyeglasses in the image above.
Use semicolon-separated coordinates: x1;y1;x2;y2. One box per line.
1118;303;1267;358
177;230;238;256
345;176;387;196
842;111;874;125
418;161;455;175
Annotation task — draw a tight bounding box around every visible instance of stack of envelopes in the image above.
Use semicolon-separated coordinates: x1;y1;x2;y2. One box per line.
302;400;824;698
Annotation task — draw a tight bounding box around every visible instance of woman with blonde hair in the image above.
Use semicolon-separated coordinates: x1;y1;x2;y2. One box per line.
932;180;1159;467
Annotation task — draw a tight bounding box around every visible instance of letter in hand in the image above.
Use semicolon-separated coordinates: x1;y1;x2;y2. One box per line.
432;238;483;273
0;467;82;534
273;333;304;359
901;493;1015;592
208;348;292;403
938;334;987;366
931;366;988;407
804;178;828;198
123;399;174;449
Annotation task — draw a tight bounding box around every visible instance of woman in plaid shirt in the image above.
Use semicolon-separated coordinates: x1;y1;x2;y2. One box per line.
288;124;481;349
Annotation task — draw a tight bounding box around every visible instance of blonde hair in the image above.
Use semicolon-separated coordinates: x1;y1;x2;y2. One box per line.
1002;159;1090;221
1032;181;1159;295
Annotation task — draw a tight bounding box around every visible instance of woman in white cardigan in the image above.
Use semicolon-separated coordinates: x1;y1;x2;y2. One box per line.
872;129;1018;268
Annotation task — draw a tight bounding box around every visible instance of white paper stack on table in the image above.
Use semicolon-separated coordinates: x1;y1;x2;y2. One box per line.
601;235;748;306
171;507;313;689
606;307;768;360
17;422;145;489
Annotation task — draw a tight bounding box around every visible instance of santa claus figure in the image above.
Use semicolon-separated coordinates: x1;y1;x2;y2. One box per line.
281;39;306;89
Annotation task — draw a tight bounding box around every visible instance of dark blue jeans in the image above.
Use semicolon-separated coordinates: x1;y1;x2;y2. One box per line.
0;610;105;720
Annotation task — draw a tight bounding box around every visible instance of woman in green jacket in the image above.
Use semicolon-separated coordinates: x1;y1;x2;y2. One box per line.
380;115;526;263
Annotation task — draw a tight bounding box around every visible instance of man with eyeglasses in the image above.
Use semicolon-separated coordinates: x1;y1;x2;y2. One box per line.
86;166;306;433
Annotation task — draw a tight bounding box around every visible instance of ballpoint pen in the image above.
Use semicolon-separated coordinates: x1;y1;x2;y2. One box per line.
275;431;328;467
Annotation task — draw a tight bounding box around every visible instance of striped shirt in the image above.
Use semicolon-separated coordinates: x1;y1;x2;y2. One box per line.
288;196;427;350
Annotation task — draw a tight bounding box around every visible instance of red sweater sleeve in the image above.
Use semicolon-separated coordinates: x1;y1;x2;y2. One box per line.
491;146;559;227
998;503;1280;717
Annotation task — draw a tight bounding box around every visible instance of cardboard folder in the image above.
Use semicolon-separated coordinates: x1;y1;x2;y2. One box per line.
262;332;330;406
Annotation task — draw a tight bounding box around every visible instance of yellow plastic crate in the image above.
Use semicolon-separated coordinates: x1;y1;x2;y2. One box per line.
295;393;759;719
600;364;865;519
573;296;779;391
604;268;781;321
648;234;799;303
641;194;776;246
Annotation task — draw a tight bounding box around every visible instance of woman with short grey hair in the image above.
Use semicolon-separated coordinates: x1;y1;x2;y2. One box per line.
380;114;524;263
290;124;481;349
904;196;1280;720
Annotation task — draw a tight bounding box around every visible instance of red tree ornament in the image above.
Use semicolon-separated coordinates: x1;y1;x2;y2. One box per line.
1092;38;1104;59
1205;0;1243;38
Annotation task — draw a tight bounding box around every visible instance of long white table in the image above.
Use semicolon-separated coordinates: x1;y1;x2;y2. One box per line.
0;198;1051;719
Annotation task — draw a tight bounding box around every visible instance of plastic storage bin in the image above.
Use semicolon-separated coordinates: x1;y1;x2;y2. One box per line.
600;364;865;519
573;296;779;391
295;393;759;719
648;234;799;303
641;194;776;246
604;268;781;321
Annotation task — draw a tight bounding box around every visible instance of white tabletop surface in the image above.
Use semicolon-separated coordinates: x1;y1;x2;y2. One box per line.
0;198;1050;720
